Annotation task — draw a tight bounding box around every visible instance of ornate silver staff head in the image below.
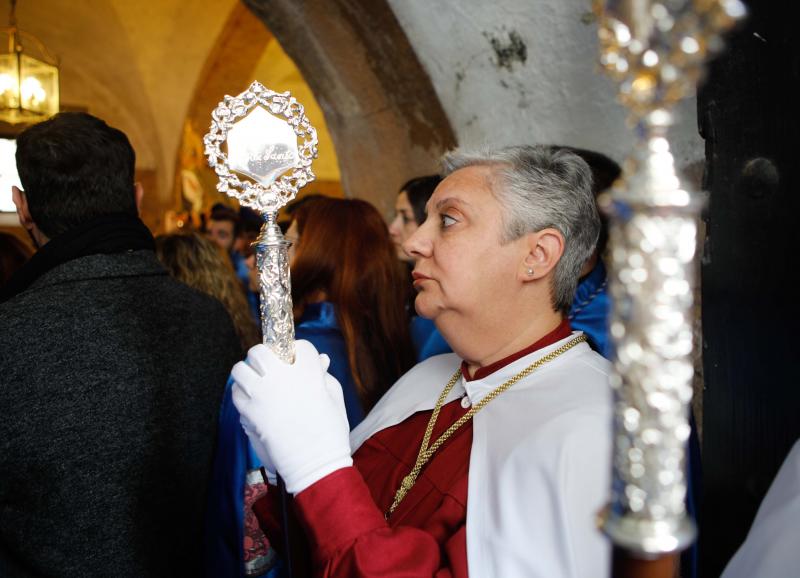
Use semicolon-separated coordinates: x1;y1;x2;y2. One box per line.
204;80;319;362
593;0;745;558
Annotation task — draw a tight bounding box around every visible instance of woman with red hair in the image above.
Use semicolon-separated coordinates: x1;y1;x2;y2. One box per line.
207;196;416;577
288;196;417;424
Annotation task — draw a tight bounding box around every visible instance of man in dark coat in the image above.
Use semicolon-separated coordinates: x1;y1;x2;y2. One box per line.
0;113;242;577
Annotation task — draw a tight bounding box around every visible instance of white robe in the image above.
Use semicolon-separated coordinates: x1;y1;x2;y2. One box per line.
350;332;613;578
721;439;800;578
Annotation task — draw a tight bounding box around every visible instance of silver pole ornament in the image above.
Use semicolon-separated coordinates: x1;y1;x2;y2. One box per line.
593;0;745;557
204;80;319;363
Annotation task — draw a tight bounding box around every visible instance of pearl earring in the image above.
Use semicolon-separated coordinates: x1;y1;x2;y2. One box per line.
527;267;534;276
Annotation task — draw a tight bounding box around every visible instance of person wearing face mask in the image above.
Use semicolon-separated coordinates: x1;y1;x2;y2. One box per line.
389;176;452;361
233;145;614;578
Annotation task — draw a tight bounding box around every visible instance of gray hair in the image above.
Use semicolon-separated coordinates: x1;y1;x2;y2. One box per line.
441;145;600;313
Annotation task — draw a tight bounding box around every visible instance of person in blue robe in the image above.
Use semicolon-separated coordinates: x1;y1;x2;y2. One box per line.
569;257;611;358
204;301;359;578
205;197;414;577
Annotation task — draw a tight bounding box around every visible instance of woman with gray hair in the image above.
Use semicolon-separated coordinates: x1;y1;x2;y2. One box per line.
231;145;613;577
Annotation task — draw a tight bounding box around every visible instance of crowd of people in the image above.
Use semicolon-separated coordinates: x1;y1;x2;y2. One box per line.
2;111;775;578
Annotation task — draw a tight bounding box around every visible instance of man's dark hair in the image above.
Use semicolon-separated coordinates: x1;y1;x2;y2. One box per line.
555;147;621;197
399;175;442;226
238;206;262;235
549;146;621;255
208;203;241;236
15;112;137;239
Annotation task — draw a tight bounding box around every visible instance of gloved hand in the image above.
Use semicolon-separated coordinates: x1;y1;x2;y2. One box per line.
231;340;353;495
238;352;343;486
239;413;278;485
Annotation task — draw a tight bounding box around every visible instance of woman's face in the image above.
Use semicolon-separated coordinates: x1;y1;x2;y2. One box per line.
388;191;418;262
285;220;300;266
403;165;528;328
245;254;259;293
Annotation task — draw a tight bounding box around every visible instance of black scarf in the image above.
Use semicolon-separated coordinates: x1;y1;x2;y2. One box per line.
0;213;155;304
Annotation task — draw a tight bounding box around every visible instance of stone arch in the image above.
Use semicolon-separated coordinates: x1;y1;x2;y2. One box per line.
243;0;457;214
178;2;276;212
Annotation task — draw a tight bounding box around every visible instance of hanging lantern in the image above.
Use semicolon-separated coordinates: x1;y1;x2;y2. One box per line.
0;0;59;125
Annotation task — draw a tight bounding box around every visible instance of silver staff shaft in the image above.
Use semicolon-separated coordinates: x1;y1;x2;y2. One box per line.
601;111;698;556
594;0;745;558
254;211;295;364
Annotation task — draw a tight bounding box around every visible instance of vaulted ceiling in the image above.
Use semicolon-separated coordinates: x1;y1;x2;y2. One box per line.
14;0;236;183
7;0;353;229
6;0;703;233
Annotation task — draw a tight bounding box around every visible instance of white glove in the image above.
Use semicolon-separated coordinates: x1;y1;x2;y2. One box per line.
231;339;353;495
239;413;278;485
238;352;342;486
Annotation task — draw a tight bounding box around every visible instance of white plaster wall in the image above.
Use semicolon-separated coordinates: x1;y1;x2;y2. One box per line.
388;0;704;172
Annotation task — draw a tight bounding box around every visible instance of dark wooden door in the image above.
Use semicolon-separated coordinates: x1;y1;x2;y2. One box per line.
699;2;800;576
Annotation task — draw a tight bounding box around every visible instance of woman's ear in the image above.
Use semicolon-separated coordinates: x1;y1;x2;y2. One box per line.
12;186;49;247
518;228;565;282
134;182;145;214
11;186;34;230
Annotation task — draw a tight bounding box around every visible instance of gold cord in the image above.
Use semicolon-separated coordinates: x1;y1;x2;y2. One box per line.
385;334;587;519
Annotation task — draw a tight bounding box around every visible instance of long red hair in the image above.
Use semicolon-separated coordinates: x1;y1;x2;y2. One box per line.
291;197;416;410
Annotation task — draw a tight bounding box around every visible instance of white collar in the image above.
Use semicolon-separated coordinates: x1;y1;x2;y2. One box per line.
461;332;586;405
351;332;589;451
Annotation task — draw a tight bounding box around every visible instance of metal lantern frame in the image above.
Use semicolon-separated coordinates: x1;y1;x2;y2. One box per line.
0;0;59;125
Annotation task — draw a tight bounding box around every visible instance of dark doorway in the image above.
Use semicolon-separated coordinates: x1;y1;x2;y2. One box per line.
699;2;800;576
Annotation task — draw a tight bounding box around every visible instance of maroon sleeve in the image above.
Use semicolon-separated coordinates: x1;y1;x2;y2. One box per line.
252;486;283;552
293;467;465;578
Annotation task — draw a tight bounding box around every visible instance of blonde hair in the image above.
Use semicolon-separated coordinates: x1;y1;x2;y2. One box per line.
155;232;260;352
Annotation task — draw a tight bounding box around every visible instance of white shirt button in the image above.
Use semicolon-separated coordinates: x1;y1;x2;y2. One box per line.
461;395;472;408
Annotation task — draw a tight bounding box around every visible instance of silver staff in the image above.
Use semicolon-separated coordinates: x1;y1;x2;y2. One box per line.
204;80;318;363
593;0;744;557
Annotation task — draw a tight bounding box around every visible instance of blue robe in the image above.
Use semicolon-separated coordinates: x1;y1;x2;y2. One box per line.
410;316;452;361
231;250;260;325
569;259;612;358
204;301;361;578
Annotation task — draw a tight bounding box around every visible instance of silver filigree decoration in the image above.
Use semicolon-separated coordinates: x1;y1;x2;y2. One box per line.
256;216;295;363
203;80;318;214
601;132;700;552
595;0;747;119
204;81;318;363
594;0;745;557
